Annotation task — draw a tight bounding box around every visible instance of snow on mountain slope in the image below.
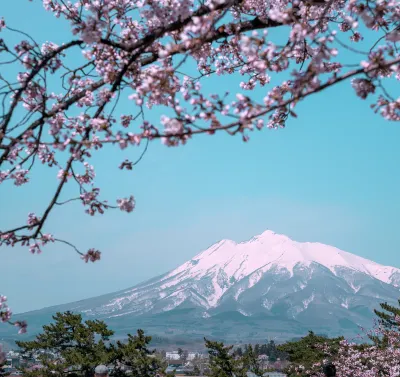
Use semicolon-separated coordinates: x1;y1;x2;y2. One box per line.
76;230;400;322
169;229;399;287
6;230;400;341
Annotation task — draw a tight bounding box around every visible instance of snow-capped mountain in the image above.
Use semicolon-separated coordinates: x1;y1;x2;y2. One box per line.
4;230;400;341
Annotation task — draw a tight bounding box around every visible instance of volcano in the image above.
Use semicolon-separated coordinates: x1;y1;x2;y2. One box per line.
4;230;400;342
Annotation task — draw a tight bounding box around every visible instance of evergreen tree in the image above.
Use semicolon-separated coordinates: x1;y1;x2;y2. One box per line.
204;339;246;377
267;341;278;362
16;312;114;377
242;345;263;377
110;329;166;377
277;332;343;377
16;312;166;377
374;300;400;329
233;348;243;358
370;300;400;347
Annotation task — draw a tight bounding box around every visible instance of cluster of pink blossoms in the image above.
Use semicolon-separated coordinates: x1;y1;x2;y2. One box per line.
0;296;27;334
0;0;399;331
287;317;400;376
0;296;11;323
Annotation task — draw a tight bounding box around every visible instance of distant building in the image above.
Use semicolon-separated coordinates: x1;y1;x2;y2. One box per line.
167;361;184;369
166;351;180;360
165;365;189;375
6;357;21;368
187;352;198;360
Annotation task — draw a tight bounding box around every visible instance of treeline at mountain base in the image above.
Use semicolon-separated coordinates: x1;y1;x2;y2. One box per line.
1;299;400;377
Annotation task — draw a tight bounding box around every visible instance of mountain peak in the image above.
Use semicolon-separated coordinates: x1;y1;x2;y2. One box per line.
249;229;291;243
8;229;400;342
187;230;399;286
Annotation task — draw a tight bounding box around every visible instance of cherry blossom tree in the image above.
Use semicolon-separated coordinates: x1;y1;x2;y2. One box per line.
287;318;400;376
0;0;399;330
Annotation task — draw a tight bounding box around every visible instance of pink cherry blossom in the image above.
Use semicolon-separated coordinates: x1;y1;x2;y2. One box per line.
351;78;376;99
14;321;28;334
81;248;101;263
117;196;135;213
41;234;55;245
10;169;29;186
77;16;106;44
297;317;400;377
29;243;42;254
0;295;12;323
27;213;40;228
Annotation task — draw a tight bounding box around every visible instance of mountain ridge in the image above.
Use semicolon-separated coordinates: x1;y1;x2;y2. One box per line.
3;230;400;342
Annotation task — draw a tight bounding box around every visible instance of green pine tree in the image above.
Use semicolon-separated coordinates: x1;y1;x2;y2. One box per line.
242;345;263;377
277;331;343;377
374;300;400;329
233;348;243;358
370;300;400;347
205;339;246;377
16;311;114;377
110;329;166;377
259;344;267;356
253;345;260;357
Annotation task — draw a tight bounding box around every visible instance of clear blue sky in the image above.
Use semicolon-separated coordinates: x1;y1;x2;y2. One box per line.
1;0;400;314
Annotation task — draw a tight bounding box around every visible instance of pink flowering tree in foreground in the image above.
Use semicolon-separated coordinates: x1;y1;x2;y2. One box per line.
0;0;399;330
288;318;400;377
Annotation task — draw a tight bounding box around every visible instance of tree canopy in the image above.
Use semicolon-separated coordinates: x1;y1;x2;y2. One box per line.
241;344;263;377
205;338;246;377
15;312;165;377
110;329;167;377
277;331;343;376
374;300;400;330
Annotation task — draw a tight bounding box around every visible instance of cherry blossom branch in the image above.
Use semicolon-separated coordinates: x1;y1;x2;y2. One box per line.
6;56;398;148
0;79;106;164
0;40;82;140
1;41;151;249
2;54;398;245
4;49;398;247
98;0;244;52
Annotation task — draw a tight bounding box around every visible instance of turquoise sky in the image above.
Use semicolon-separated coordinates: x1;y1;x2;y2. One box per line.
1;1;400;313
